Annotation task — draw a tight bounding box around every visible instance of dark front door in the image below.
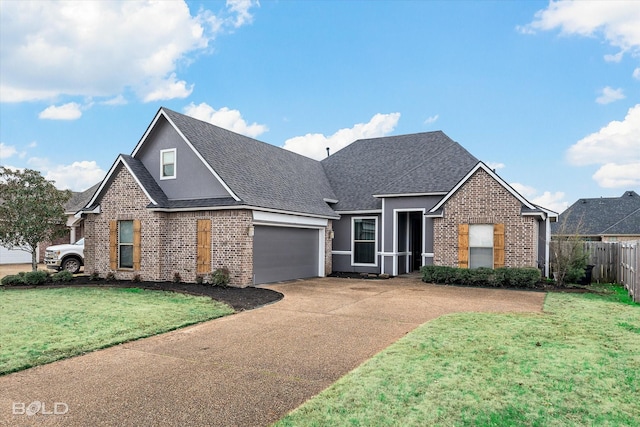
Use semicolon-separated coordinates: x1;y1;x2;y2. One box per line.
410;212;423;271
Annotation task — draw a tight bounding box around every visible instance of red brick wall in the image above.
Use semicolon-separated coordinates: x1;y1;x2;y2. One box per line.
433;168;538;268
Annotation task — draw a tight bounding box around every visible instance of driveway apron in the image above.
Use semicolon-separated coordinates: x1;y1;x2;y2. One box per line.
1;276;545;426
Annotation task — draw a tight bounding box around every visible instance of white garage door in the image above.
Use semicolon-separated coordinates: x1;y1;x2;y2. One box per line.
0;246;32;264
253;226;320;284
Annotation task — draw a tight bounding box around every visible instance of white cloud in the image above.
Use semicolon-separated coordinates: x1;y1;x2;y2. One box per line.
593;163;640;188
424;114;439;125
567;104;640;189
101;95;128;106
27;158;105;191
511;182;568;213
283;113;401;160
523;1;640;59
0;1;258;103
0;143;18;159
183;102;268;138
486;162;505;171
38;103;83;120
596;86;625;105
604;51;624;63
633;68;640;80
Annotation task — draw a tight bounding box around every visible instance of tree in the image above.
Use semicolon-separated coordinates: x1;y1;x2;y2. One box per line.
0;167;71;271
550;215;589;287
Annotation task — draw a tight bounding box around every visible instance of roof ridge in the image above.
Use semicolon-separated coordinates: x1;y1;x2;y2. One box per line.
600;206;640;234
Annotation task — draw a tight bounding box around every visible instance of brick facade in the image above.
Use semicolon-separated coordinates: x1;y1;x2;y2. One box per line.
85;164;329;286
433;168;538;269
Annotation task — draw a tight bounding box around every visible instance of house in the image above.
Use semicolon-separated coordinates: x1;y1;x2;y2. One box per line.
552;191;640;242
82;107;557;286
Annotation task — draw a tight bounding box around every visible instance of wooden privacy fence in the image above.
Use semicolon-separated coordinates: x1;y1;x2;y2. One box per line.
552;241;639;302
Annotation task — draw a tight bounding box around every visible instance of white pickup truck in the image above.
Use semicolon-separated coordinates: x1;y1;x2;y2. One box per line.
44;238;85;274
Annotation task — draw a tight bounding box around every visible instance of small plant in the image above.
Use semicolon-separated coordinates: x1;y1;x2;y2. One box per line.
89;271;101;281
23;270;50;286
195;274;204;285
172;272;182;283
131;274;142;283
51;270;74;282
1;274;24;286
209;267;230;287
105;272;116;282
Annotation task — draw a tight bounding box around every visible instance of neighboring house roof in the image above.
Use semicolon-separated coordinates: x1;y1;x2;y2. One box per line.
552;191;640;236
321;131;478;211
65;182;100;214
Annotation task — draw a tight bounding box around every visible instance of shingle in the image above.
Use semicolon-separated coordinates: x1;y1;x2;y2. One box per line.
65;182;100;213
552;191;640;236
320;131;478;211
161;108;338;218
120;155;169;207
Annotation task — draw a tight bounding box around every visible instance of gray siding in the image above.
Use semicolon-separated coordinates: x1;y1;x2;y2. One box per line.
253;226;319;284
331;213;381;274
135;117;231;200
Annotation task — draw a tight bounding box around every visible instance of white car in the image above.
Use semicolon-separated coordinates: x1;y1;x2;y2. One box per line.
44;238;85;274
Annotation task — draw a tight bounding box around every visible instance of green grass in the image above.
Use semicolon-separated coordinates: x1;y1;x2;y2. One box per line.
0;287;234;375
275;285;640;426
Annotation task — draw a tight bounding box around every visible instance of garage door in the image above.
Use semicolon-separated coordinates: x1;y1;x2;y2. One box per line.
0;246;32;264
253;226;320;284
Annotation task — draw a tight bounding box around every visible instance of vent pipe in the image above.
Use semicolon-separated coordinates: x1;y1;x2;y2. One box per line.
326;147;330;157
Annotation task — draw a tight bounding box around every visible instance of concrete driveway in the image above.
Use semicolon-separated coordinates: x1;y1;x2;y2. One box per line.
1;276;545;426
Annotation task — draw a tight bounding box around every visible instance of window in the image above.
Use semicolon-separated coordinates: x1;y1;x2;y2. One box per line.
160;149;176;179
353;217;377;265
469;224;493;268
119;220;134;268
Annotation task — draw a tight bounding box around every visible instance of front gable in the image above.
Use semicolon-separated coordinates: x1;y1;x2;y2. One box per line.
131;110;238;202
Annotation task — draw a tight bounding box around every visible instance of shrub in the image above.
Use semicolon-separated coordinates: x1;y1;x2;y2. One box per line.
421;266;542;288
51;270;74;282
1;274;24;286
209;267;230;287
131;274;142;283
22;270;49;286
89;271;101;281
172;272;182;283
105;272;116;282
195;275;204;285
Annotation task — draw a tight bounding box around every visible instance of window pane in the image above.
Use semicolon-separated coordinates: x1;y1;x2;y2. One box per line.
470;224;493;247
119;245;133;268
354;242;375;264
162;150;174;164
162;163;174;177
355;219;375;240
470;248;493;269
119;221;133;244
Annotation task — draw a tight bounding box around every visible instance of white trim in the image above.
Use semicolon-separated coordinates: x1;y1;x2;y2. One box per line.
381;198;386;274
131;109;241;202
429;162;538;214
323;198;339;204
373;192;447;198
335;209;382;215
85;156;158;208
253;211;328;228
148;204;338;220
422;252;434;258
351;216;378;267
318;228;325;277
545;216;551;278
159;148;177;180
332;250;351;255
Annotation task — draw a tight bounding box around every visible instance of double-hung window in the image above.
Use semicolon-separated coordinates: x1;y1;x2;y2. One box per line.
118;220;134;269
469;224;494;269
352;217;377;265
160;148;176;179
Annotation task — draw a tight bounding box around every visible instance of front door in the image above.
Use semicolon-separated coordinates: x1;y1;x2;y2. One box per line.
409;212;423;271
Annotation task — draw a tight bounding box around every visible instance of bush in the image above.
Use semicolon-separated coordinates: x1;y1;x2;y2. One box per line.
105;272;116;282
89;271;101;281
1;274;24;286
208;267;230;287
195;275;204;285
51;270;74;282
131;274;142;283
22;270;49;286
421;266;541;288
172;272;182;283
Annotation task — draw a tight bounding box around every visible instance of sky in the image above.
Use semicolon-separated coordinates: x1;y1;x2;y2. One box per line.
1;0;639;214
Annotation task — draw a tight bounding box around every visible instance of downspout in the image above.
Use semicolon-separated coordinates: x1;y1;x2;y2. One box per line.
545;216;551;278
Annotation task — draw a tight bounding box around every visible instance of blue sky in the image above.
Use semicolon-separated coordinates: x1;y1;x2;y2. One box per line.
1;0;639;213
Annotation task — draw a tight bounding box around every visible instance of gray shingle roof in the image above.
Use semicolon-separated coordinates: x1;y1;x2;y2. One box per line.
320;131;478;211
120;155;169;207
552;191;640;236
161;108;339;218
65;182;100;213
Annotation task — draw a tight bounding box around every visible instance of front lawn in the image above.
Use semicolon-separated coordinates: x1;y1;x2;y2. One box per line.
0;287;234;375
275;285;640;426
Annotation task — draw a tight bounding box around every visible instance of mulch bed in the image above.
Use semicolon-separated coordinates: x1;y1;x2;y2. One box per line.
6;277;284;312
